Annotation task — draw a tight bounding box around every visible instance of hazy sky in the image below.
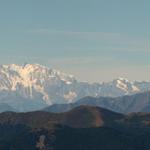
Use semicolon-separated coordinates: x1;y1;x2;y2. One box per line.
0;0;150;82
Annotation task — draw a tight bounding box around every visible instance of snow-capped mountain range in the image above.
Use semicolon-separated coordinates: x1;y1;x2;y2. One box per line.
0;63;150;111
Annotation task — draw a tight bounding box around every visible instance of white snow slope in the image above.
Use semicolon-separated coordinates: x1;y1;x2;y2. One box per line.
0;64;149;111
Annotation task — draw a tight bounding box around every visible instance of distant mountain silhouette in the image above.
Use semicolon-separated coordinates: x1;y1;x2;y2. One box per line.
0;103;17;112
43;91;150;113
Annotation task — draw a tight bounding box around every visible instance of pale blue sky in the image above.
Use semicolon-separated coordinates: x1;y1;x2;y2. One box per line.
0;0;150;82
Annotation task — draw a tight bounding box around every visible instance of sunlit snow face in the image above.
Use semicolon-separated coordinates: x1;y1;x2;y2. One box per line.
0;63;149;112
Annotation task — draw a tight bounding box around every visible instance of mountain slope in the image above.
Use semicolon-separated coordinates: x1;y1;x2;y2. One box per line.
0;63;150;111
44;91;150;113
0;105;123;129
1;105;150;129
1;106;150;149
0;103;16;112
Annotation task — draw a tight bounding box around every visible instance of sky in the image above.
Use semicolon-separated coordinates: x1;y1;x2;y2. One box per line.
0;0;150;82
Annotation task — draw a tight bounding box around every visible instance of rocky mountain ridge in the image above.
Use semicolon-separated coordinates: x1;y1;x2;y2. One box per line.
0;63;150;111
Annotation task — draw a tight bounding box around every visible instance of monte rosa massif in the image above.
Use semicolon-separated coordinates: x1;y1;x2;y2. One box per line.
0;63;150;112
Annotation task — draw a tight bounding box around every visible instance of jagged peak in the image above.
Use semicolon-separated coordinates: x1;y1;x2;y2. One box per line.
113;77;130;83
0;63;75;80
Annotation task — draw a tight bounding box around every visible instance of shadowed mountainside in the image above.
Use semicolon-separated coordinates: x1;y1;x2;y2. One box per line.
43;91;150;113
0;106;123;129
1;106;150;149
0;103;17;113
